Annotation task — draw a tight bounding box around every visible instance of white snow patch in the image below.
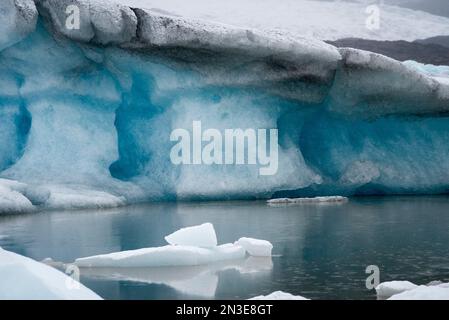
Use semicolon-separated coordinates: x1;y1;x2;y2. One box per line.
0;247;102;300
117;0;449;41
389;285;449;300
165;223;217;248
376;281;418;298
234;237;273;257
249;291;309;300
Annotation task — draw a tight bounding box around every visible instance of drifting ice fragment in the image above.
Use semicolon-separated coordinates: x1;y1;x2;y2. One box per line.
235;237;273;257
75;244;245;268
0;247;101;300
375;281;418;299
267;196;348;205
388;285;449;300
165;223;218;248
249;291;309;300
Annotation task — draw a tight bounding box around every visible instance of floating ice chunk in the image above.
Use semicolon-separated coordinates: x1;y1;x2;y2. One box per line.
375;281;418;299
249;291;309;300
267;196;348;205
75;243;246;268
0;247;102;300
165;223;218;248
389;285;449;300
0;179;35;214
234;237;273;257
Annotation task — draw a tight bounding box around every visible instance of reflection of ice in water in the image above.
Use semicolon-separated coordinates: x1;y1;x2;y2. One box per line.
79;256;273;298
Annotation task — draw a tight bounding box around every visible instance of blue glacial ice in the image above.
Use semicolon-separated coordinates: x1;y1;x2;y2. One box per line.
1;0;449;213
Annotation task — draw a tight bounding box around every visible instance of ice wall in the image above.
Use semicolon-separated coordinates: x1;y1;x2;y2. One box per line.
1;0;449;213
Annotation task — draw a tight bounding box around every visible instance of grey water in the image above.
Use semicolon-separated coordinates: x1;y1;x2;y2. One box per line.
1;196;449;300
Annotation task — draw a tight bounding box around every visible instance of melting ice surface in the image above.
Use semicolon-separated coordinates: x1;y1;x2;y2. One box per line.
2;197;449;300
1;0;449;212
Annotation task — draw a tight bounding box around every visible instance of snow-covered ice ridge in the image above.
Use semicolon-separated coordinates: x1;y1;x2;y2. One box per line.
1;0;449;213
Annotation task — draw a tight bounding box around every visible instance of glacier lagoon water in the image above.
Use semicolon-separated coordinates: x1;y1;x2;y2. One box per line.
1;196;449;300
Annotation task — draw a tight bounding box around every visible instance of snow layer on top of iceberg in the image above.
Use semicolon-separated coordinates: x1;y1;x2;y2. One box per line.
118;0;449;42
0;247;101;300
0;0;37;51
165;223;217;248
249;291;309;300
329;48;449;117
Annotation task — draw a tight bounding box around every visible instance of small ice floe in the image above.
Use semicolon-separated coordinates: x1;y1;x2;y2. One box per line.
389;285;449;300
75;244;246;268
75;223;273;268
234;237;273;257
0;247;101;300
376;280;449;300
249;291;309;300
165;223;217;247
267;196;348;206
375;281;418;299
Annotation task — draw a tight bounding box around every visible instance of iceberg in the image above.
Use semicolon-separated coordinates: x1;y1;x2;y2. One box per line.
0;247;102;300
74;223;273;267
1;0;449;212
234;237;273;257
249;291;309;300
165;223;217;248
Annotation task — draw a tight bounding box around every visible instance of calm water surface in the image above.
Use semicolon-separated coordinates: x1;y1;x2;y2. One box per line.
1;196;449;300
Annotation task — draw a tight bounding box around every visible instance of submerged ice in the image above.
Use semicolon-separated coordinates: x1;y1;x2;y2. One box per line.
1;0;449;212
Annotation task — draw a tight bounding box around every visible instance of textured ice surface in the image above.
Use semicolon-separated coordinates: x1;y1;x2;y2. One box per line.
165;223;218;248
234;237;273;257
38;0;137;44
118;0;449;41
249;291;309;300
0;247;101;299
1;1;449;212
376;281;418;299
75;244;246;267
0;0;38;51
